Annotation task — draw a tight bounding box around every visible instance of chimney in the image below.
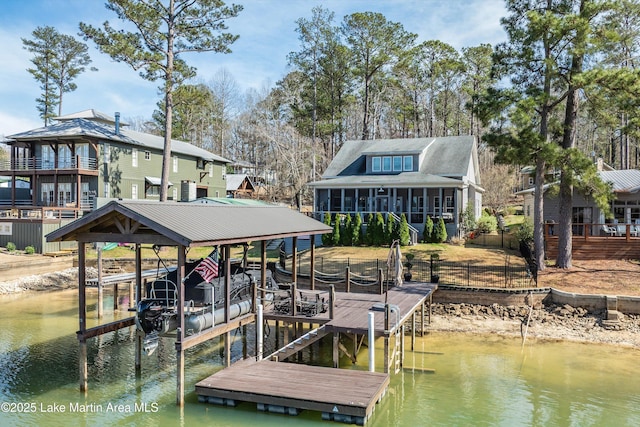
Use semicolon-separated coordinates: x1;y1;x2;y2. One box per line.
115;112;120;135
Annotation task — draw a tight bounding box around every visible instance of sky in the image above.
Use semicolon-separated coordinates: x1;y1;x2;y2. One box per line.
0;0;508;137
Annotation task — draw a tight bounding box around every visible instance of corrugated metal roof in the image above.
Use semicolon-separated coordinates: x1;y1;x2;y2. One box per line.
47;200;331;246
8;117;230;163
226;174;254;191
600;170;640;193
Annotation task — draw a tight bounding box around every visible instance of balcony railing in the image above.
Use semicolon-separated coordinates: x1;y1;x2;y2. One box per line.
0;156;98;172
0;206;80;220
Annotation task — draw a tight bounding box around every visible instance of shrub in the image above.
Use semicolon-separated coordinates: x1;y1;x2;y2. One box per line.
352;213;363;246
399;214;410;246
6;242;16;252
341;213;353;246
433;217;448;243
476;213;498;234
386;213;396;245
515;220;534;245
461;203;476;235
373;213;385;246
364;213;374;246
24;245;35;254
423;216;434;243
322;213;332;245
331;215;341;246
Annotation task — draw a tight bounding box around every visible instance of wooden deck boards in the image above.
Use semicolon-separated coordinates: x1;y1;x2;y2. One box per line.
196;282;436;424
196;359;389;418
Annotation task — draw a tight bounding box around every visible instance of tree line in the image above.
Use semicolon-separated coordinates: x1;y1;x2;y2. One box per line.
17;1;640;270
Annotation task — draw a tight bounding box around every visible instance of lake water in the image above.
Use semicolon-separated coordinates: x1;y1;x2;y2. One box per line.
1;289;639;426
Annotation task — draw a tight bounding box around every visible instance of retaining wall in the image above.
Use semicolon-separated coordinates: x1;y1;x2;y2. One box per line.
435;285;640;315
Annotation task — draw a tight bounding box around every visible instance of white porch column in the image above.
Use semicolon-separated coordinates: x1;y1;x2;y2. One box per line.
341;188;345;212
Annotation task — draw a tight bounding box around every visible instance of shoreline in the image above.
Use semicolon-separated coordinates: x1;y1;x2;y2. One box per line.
2;269;639;349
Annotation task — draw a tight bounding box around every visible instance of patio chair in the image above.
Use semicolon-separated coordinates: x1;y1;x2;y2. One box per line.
602;224;617;236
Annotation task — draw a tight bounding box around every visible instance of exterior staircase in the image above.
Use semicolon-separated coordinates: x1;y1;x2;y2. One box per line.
267;325;329;361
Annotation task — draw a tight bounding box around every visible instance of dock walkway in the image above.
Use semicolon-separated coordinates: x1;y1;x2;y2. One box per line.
195;282;436;425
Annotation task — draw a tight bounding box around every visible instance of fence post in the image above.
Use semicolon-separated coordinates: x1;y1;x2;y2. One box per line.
345;266;351;293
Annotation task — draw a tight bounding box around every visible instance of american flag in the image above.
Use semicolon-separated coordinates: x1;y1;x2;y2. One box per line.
195;249;219;283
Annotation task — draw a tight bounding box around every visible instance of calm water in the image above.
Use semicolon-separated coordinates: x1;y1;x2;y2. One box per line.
1;289;639;427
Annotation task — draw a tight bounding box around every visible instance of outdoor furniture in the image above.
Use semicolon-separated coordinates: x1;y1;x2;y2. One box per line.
602;224;617;236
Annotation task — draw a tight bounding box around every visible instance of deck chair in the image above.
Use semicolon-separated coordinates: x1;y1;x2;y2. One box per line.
602;224;617;236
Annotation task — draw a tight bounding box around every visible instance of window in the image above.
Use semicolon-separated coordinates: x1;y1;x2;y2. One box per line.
58;183;72;206
132;150;138;167
393;156;402;171
59;145;72;168
173;156;178;173
403;156;413;171
131;184;138;199
144;151;151;160
372;157;381;172
528;177;534;186
41;183;54;206
42;146;54;169
382;156;392;172
104;182;110;198
434;196;441;214
172;187;177;201
445;196;454;212
209;163;213;177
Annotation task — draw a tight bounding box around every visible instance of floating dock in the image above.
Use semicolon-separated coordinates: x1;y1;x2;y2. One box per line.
196;282;436;424
196;358;389;425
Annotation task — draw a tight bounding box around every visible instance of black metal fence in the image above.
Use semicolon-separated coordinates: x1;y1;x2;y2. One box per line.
308;257;535;289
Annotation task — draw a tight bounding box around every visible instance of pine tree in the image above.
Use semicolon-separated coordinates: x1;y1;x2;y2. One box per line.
364;213;374;246
423;216;434;243
399;214;410;246
342;213;353;246
352;213;363;246
385;214;396;245
332;215;341;246
374;213;385;246
434;218;447;243
322;212;332;245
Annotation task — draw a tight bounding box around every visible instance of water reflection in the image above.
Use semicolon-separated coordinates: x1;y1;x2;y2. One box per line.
0;289;639;426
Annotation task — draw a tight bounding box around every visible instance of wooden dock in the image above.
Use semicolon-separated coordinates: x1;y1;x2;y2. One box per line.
195;282;436;425
196;359;389;425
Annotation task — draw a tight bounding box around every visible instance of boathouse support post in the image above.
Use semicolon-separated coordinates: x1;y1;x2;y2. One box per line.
257;304;264;360
292;236;298;287
78;241;88;392
411;311;416;351
97;247;103;319
333;333;340;368
224;245;232;368
135;244;142;372
310;235;316;290
329;285;335;319
176;245;186;406
383;304;390;374
368;311;375;372
260;240;266;302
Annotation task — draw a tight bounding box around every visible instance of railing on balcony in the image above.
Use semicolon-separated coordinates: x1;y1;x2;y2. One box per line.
0;156;98;171
545;222;640;240
0;206;80;220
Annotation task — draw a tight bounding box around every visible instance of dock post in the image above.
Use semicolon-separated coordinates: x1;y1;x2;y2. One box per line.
78;242;88;392
257;304;264;361
135;244;142;372
411;311;416;351
176;246;186;407
310;235;316;290
329;285;335;319
345;266;350;293
97;247;103;319
333;333;340;368
368;312;375;372
383;304;390;374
